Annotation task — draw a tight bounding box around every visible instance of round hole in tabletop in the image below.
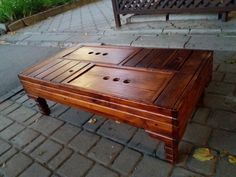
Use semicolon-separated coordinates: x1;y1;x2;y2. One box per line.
95;52;101;55
113;78;120;82
103;76;110;80
102;53;108;56
69;70;74;73
88;52;94;54
123;79;131;84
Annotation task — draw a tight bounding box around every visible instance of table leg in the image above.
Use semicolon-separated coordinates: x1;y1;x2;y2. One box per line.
35;97;50;115
164;142;178;164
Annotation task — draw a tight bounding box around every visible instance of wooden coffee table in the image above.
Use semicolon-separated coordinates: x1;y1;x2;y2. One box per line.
19;45;213;164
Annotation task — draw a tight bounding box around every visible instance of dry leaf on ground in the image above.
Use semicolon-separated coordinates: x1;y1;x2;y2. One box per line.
228;155;236;164
193;148;214;161
88;118;97;124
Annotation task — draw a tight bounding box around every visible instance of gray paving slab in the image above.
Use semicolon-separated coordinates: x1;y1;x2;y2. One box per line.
1;153;33;177
58;153;93;177
97;119;137;144
88;138;123;165
0;122;25;140
0;45;61;97
31;139;62;163
0;115;13;132
69;130;100;154
19;163;51;177
130;155;172;177
85;164;119;177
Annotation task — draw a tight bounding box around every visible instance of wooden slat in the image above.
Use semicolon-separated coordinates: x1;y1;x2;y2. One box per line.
36;60;71;79
29;59;63;77
154;51;208;108
43;61;79;81
52;62;89;83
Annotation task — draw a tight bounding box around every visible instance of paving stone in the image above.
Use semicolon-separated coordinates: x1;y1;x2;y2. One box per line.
209;129;236;155
207;110;236;131
224;73;236;83
59;108;93;127
191;107;210;124
2;153;33;177
130;155;172;177
0;101;13;112
86;164;119;177
190;28;221;34
97;120;137;144
66;34;100;43
15;95;29;104
128;129;159;155
204;93;236;112
50;104;69;118
88;138;123;165
23;113;42;126
186;35;236;51
0;139;11;155
51;123;80;144
11;128;39;148
1;103;20;115
215;157;236;177
8;106;36;123
10;91;26;101
0;115;13;131
187;149;217;176
83;115;106;132
218;63;236;73
48;148;72;170
22;99;37;108
112;148;141;176
176;141;193;167
31;139;62;163
19;163;51;177
169;13;218;21
25;33;71;42
98;34;137;46
69;130;99;154
24;135;46;153
132;34;189;49
0;148;17;165
0;122;24;140
58;153;93;177
212;72;224;81
183;122;211;146
206;81;235;96
170;167;204;177
30;116;63;136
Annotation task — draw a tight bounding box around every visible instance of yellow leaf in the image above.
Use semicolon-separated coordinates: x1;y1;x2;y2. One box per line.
88;118;97;124
193;148;214;161
228;155;236;164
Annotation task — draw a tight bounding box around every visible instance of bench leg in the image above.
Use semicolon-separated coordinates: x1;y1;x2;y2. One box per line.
221;12;228;22
35;97;50;115
114;14;121;28
164;142;178;164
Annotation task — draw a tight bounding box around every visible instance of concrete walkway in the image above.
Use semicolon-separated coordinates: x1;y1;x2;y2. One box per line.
0;0;236;176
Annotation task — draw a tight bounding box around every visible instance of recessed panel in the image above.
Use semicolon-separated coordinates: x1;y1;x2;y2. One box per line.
68;66;174;103
64;46;137;64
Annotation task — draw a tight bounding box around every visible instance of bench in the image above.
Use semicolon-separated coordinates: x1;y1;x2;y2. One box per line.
111;0;236;27
18;45;213;164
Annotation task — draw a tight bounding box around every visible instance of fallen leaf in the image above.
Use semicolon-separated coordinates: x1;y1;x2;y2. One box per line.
115;120;120;124
193;148;214;161
228;155;236;164
88;118;97;124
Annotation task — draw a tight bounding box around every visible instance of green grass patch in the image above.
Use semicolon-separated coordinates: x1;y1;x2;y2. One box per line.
0;0;74;23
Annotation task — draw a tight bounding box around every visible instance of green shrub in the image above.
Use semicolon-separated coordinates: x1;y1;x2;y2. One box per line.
0;0;73;23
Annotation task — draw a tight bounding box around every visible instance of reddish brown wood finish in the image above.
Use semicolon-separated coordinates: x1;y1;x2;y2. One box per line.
18;45;213;164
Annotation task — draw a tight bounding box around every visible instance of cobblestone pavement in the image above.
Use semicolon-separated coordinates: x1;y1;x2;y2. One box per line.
1;0;236;50
0;50;236;177
0;0;236;176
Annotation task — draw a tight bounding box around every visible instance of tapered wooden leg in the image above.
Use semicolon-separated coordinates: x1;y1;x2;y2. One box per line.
221;12;228;22
114;14;121;28
35;97;50;115
164;142;178;164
